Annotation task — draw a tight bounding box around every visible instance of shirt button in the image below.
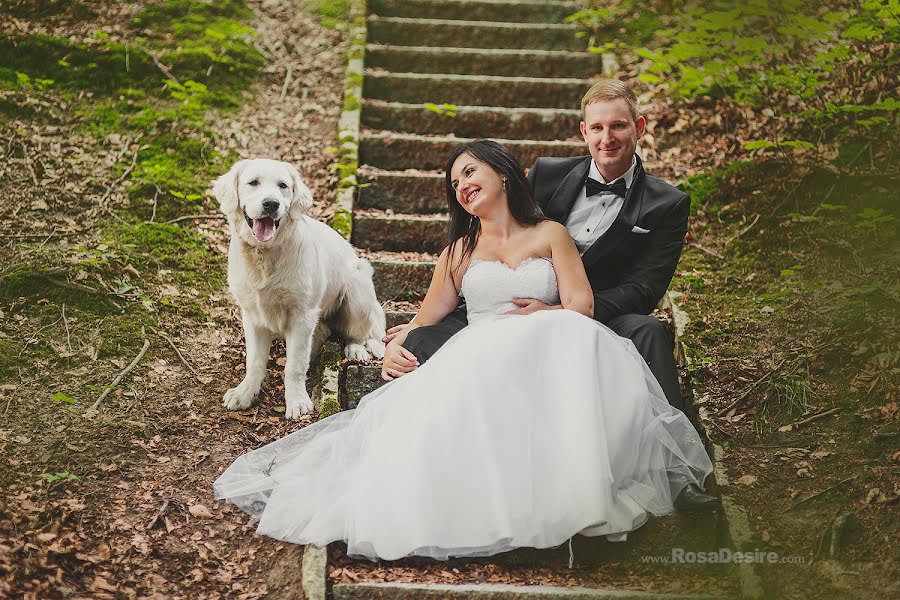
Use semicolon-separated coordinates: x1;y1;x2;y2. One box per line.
587;228;590;232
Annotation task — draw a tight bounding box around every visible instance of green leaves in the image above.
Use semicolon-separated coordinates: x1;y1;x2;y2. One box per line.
51;391;77;405
424;102;458;118
39;471;80;484
743;139;814;151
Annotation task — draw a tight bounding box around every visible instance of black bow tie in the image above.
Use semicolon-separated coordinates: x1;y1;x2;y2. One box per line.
585;178;626;198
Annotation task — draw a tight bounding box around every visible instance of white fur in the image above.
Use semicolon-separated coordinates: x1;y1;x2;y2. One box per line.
212;159;386;420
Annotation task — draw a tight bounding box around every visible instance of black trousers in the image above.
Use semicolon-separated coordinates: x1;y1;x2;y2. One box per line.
404;308;684;412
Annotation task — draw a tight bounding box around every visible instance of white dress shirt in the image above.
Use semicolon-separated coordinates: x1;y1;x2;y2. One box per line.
564;155;637;254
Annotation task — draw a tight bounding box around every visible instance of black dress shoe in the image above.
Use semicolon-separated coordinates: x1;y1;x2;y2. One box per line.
674;484;721;513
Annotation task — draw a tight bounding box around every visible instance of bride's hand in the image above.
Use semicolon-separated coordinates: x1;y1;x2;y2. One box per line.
504;298;557;315
381;341;419;381
382;322;411;344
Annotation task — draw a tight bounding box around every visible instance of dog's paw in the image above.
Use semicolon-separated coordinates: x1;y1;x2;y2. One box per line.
343;343;370;361
365;338;385;360
285;388;314;420
223;382;258;411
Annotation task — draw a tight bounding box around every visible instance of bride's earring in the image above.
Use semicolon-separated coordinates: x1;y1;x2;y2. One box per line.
502;178;507;193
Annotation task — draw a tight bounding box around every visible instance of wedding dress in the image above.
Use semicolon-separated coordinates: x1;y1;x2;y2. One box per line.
214;257;713;562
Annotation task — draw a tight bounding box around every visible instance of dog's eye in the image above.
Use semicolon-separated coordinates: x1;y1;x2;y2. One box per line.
248;179;260;187
278;181;288;189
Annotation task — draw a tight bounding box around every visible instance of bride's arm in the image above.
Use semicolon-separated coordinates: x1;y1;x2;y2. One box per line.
546;221;594;318
387;244;462;349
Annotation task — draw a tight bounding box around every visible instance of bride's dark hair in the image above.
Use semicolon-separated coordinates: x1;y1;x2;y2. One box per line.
443;139;546;274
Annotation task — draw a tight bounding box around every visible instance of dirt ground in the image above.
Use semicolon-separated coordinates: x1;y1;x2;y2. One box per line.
1;1;347;597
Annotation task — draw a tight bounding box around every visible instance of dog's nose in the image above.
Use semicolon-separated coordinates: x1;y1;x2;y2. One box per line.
262;199;280;214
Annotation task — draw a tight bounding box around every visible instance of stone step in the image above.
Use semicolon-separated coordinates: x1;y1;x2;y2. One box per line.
369;0;579;24
365;44;601;78
367;17;585;51
360;132;585;171
333;582;727;600
372;254;435;301
364;71;591;109
340;362;386;409
358;170;446;214
362;101;582;141
352;211;449;253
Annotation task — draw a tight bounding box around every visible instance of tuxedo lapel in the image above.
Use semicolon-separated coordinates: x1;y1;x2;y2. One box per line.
581;155;647;269
544;157;591;222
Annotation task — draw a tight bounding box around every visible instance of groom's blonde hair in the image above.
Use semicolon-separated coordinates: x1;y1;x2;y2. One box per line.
581;79;640;122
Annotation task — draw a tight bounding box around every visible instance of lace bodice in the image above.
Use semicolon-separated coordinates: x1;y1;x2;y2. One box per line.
461;257;560;325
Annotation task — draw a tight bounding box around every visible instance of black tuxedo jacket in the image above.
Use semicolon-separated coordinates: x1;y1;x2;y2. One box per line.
527;154;689;324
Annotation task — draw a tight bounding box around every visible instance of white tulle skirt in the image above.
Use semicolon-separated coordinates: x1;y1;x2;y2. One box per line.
214;310;713;562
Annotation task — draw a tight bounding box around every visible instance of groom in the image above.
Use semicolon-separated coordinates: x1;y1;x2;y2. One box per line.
384;80;718;512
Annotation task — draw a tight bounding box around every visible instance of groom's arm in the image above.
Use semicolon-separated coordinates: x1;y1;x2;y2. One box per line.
592;193;690;323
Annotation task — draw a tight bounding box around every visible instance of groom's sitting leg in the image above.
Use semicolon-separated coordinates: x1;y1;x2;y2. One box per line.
605;314;683;411
404;306;468;365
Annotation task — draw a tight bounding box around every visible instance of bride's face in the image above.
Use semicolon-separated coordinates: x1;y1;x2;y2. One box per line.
449;152;505;217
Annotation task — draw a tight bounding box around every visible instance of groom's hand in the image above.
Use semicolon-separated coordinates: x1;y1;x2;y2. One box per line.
381;341;419;381
382;323;410;344
505;298;556;315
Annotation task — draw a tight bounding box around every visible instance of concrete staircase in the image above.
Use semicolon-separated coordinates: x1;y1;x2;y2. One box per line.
328;0;742;597
344;0;597;407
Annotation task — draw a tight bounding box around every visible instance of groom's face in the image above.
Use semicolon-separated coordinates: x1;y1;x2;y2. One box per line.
580;98;645;182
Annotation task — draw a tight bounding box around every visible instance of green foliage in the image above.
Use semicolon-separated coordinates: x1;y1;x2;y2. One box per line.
310;0;351;29
0;338;16;380
0;266;116;313
679;160;752;214
0;33;156;95
51;391;77;405
743;139;815;151
424;102;458;118
39;471;79;484
567;1;660;46
330;208;353;240
634;0;898;133
108;222;222;280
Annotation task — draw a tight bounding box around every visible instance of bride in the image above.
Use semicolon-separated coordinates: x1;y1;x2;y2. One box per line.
214;140;714;563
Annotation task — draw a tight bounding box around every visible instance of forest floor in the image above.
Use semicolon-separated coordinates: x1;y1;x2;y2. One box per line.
1;1;897;599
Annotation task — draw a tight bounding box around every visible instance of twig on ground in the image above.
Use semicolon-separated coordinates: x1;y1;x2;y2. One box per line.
146;499;171;530
688;241;723;259
21;143;39;186
19;316;64;357
791;476;856;510
86;339;151;413
164;213;226;225
155;329;203;382
34;228;57;251
718;358;787;415
100;145;140;210
724;213;760;246
38;275;122;310
150;186;160;223
61;303;72;353
280;65;293;101
792;407;840;429
144;48;180;85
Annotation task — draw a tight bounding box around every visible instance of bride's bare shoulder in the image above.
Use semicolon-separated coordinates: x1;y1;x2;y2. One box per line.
534;219;569;240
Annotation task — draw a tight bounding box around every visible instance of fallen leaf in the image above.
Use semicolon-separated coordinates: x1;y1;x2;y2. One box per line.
91;576;117;593
735;474;757;486
189;504;213;519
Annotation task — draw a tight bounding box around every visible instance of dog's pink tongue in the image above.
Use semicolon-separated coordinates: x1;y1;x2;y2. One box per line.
252;217;275;242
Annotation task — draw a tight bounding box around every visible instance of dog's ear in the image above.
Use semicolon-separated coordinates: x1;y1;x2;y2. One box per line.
287;163;314;219
211;160;246;215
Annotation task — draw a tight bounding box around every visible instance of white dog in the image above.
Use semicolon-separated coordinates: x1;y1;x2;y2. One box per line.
212;159;385;419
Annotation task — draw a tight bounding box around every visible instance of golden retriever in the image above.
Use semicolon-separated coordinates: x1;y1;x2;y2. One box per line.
212;159;385;419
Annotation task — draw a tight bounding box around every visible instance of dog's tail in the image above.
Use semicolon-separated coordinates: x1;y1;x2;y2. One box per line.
354;256;375;277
